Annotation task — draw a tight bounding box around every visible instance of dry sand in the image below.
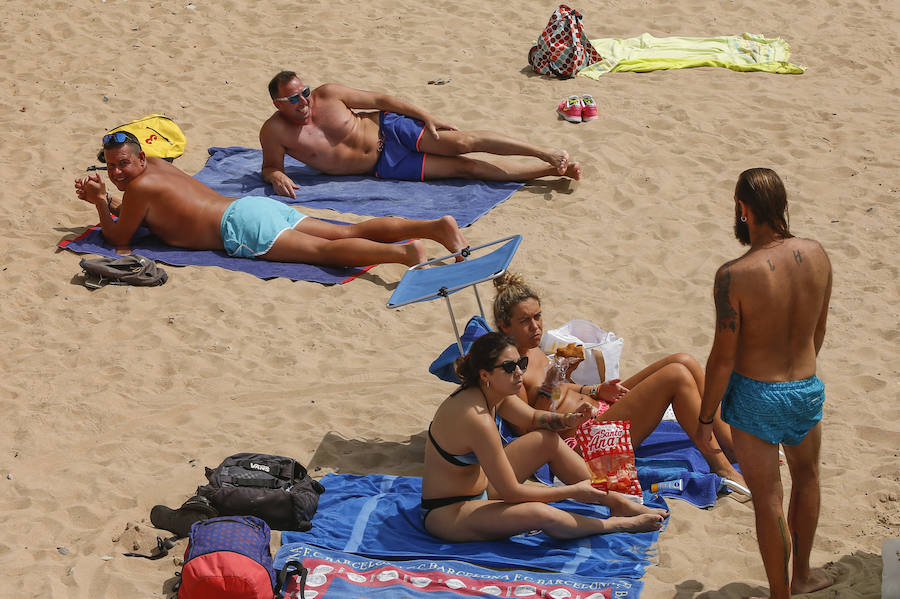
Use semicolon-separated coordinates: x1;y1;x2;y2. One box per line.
1;0;897;597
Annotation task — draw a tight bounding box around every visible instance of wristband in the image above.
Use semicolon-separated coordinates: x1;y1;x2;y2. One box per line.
537;386;552;399
698;414;715;425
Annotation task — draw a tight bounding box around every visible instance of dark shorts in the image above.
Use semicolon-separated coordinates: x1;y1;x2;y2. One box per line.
721;371;825;445
373;112;427;181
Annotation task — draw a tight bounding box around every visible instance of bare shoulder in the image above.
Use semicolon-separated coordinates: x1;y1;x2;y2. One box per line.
435;387;491;427
790;237;830;261
314;82;355;98
713;257;744;328
437;387;478;413
147;157;188;178
776;237;832;279
714;255;747;283
313;83;378;110
260;112;289;138
128;158;170;192
528;346;549;366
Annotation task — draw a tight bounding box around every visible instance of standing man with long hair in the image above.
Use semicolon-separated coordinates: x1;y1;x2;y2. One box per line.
697;168;834;598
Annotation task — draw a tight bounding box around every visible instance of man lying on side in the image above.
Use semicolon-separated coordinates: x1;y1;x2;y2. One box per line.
75;131;468;268
259;71;581;198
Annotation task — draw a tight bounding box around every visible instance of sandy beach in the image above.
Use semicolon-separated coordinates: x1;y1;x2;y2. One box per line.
1;0;897;597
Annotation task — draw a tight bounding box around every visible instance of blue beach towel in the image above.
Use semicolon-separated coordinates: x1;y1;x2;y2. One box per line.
59;224;372;284
635;420;728;509
281;473;666;580
193;147;523;228
274;542;644;598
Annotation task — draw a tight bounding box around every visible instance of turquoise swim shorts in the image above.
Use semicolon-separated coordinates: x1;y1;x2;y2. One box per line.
721;371;825;445
219;196;306;258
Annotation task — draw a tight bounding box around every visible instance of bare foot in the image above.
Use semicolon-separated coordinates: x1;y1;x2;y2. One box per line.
605;492;669;519
604;513;665;533
564;161;582;180
401;240;427;267
545;149;570;175
432;215;469;261
791;566;835;595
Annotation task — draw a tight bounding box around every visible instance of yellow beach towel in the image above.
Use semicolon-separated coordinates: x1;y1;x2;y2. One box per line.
578;32;805;79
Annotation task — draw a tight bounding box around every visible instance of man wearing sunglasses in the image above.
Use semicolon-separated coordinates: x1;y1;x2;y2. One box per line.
74;131;469;268
259;71;581;199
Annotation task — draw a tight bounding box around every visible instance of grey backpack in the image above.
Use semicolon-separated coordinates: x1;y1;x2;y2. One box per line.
79;254;168;289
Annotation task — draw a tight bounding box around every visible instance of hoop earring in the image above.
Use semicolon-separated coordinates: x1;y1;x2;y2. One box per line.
740;215;747;223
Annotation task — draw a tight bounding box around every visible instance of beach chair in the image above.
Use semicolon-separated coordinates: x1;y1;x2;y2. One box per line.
386;235;522;355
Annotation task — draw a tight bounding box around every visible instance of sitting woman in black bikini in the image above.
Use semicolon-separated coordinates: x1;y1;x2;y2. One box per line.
421;332;668;542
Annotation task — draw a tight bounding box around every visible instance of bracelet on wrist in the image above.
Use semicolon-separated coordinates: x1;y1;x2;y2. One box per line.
698;414;715;425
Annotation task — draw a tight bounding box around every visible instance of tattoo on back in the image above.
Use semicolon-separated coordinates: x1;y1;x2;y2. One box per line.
767;259;775;272
714;268;738;332
793;249;803;264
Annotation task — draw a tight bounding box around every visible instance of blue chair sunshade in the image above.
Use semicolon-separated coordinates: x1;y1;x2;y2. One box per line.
386;235;522;354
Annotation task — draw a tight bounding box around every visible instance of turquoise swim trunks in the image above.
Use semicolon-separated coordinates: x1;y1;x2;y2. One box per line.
721;371;825;445
219;196;306;258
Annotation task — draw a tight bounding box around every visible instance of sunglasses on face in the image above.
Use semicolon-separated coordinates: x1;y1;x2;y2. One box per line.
490;356;529;374
275;86;311;104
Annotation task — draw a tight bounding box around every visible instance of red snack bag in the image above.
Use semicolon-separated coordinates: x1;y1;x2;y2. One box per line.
575;419;643;503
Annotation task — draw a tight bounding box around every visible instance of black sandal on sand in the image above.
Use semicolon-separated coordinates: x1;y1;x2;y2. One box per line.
122;534;181;560
149;495;218;538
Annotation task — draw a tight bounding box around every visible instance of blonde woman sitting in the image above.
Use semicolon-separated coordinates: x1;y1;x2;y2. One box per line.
491;273;745;487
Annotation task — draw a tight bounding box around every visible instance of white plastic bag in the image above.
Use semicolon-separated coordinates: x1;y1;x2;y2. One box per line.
541;319;624;385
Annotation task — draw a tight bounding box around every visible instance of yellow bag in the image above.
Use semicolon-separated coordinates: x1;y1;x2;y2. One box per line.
99;114;186;162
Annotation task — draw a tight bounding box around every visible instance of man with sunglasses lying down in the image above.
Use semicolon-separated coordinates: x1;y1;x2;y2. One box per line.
74;131;469;267
258;71;582;199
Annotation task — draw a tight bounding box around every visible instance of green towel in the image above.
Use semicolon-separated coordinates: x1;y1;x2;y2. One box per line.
578;32;805;78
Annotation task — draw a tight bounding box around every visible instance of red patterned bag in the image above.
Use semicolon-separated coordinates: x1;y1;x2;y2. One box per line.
575;419;643;503
528;5;602;78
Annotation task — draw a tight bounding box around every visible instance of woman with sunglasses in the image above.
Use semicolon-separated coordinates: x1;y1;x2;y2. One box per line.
491;273;746;488
422;332;668;542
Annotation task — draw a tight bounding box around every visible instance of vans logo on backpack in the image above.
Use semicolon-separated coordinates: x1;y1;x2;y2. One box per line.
249;462;271;473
